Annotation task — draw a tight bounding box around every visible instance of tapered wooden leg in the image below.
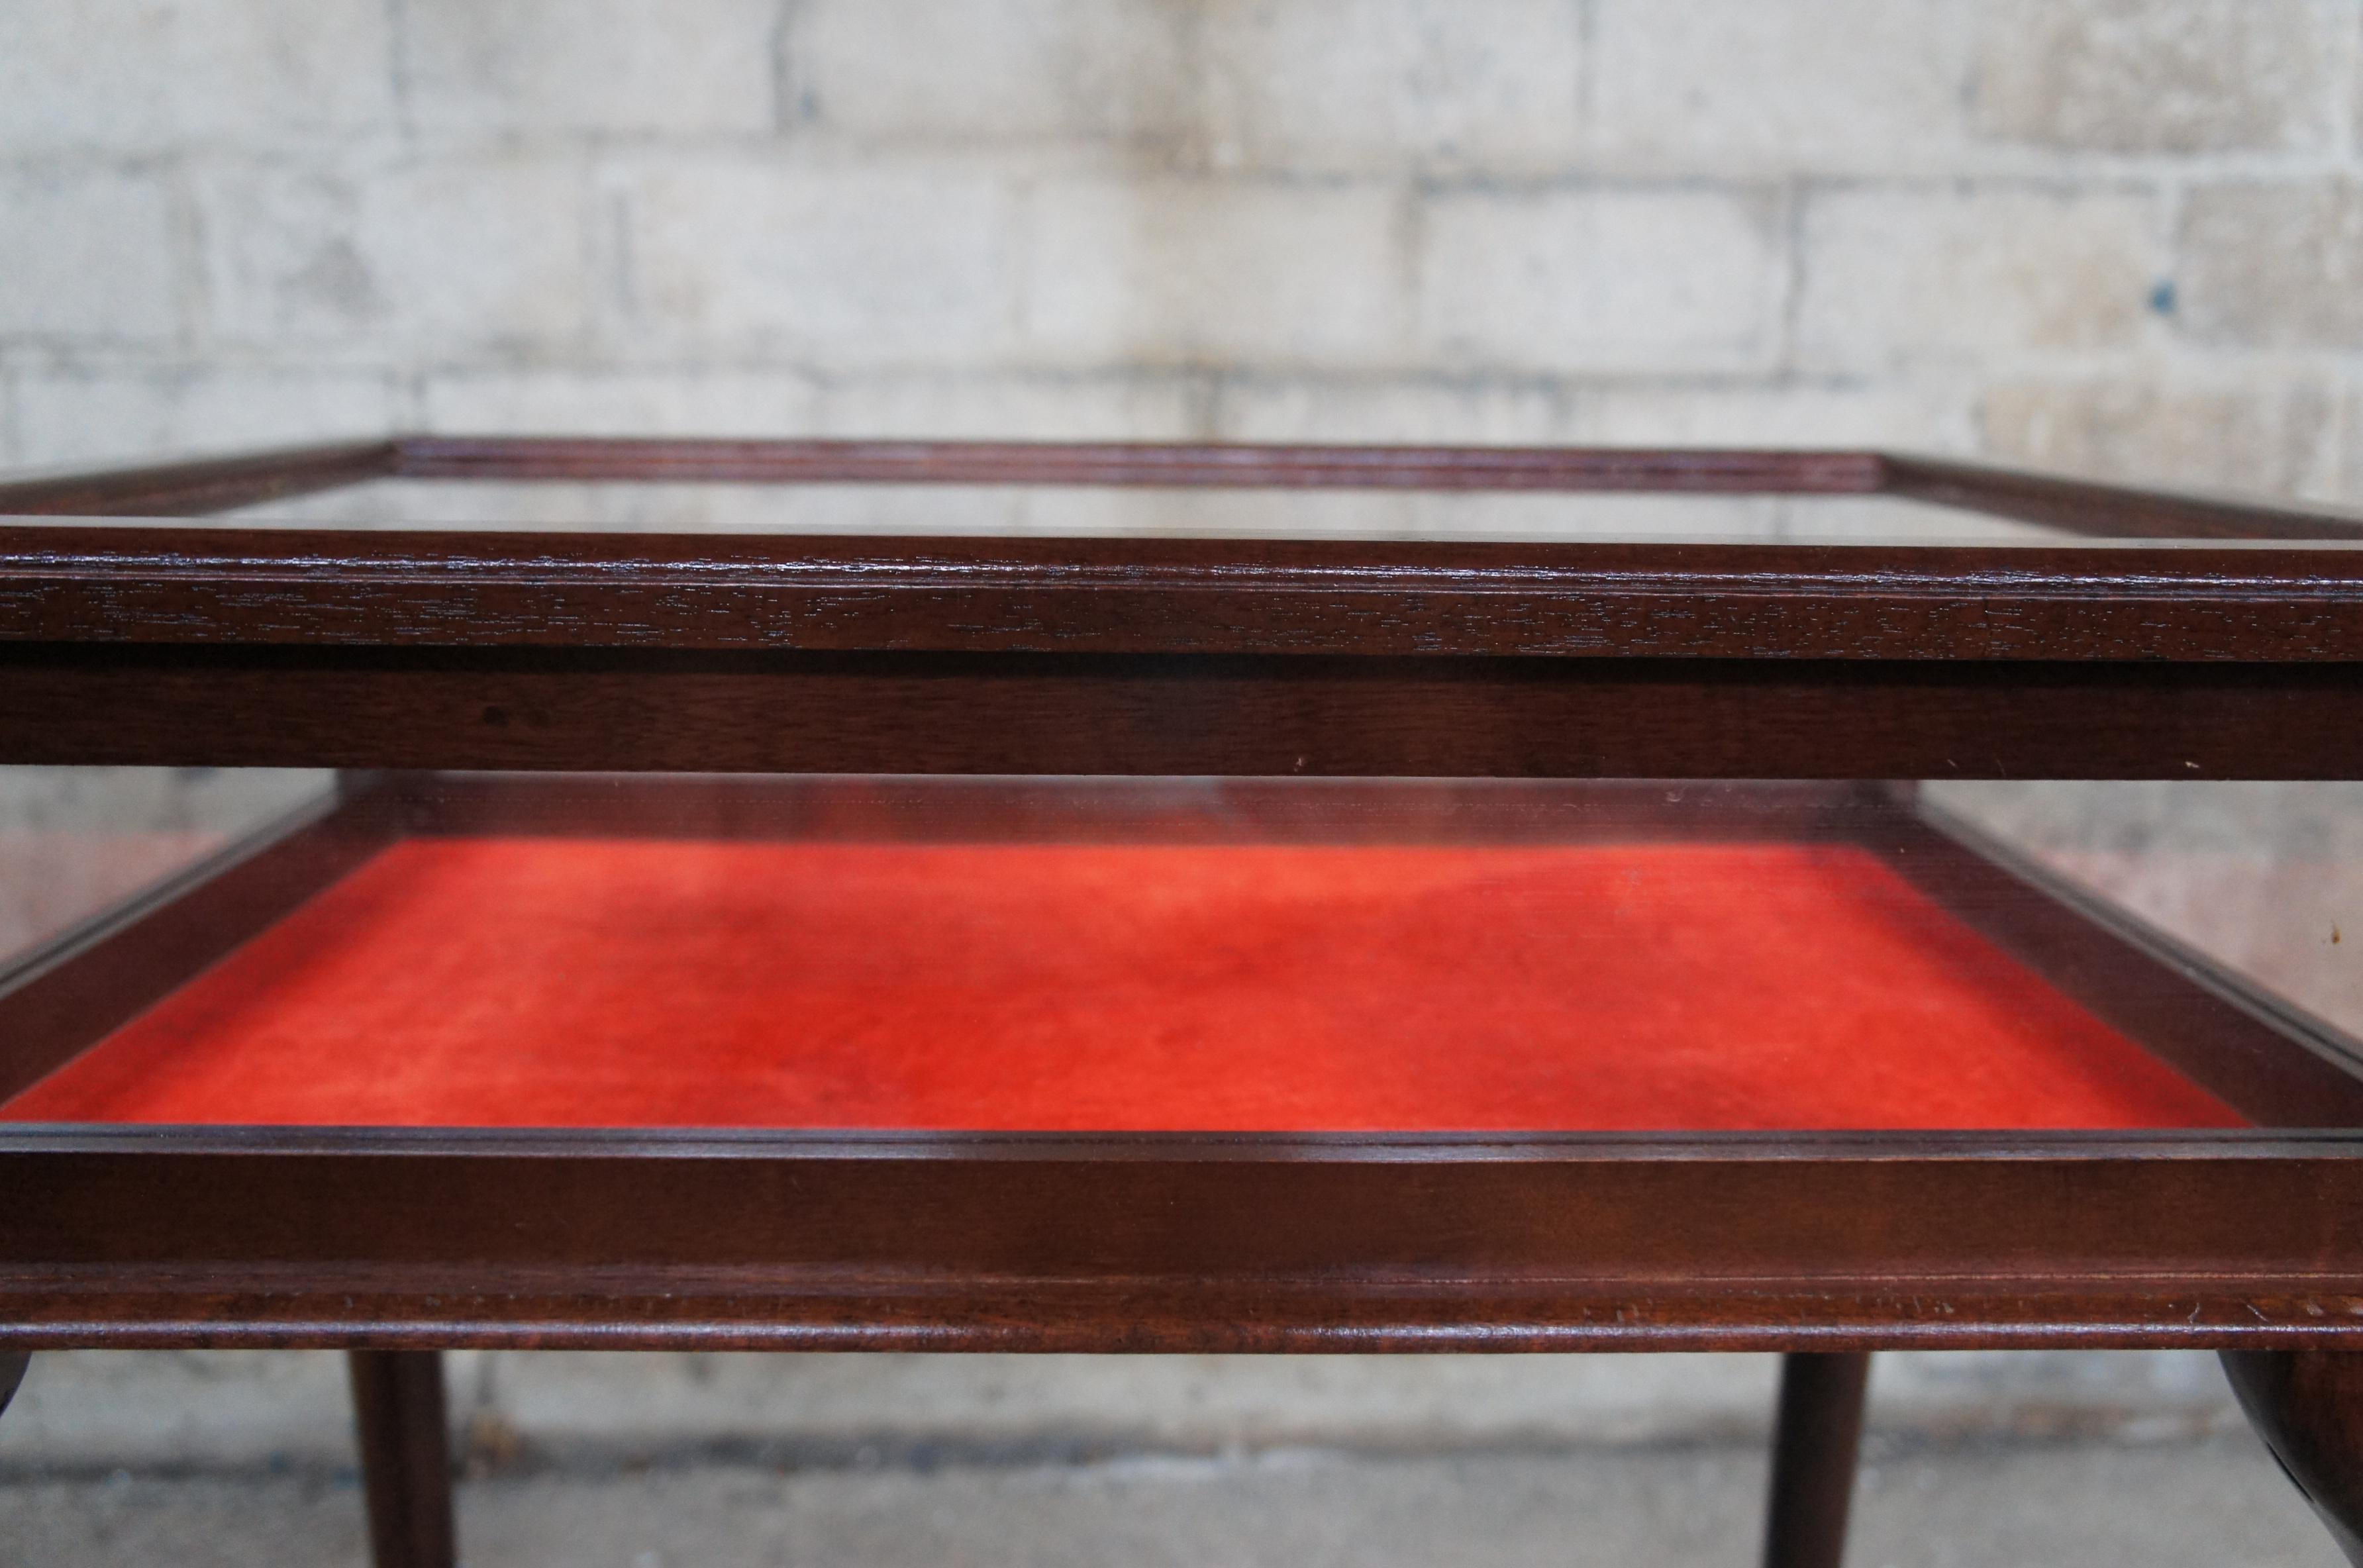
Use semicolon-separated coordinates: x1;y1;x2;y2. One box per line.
1762;1351;1872;1568
348;1349;457;1568
0;1351;26;1419
2223;1349;2363;1566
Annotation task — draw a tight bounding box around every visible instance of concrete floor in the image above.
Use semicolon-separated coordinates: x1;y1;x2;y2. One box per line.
0;1434;2339;1568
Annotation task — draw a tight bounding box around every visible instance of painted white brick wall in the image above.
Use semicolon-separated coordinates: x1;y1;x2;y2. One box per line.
1029;175;1408;366
1419;185;1785;373
0;0;2355;494
1793;188;2165;371
1197;0;1587;173
1587;0;1976;173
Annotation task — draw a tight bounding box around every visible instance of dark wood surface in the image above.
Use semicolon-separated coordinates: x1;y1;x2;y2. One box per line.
397;436;1887;494
402;771;1882;844
1763;1352;1872;1568
0;775;2356;1353
2222;1350;2363;1565
348;1349;456;1568
1882;453;2363;542
7;438;2363;1558
8;523;2363;662
2;1130;2363;1351
0;440;2360;1369
0;440;395;517
6;647;2362;779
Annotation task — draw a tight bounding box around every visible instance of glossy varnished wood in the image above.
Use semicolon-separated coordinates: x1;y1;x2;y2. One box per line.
1882;453;2363;542
3;1131;2363;1351
348;1349;456;1568
1764;1353;1872;1568
0;440;395;517
402;772;1881;844
2222;1351;2363;1565
6;525;2363;662
396;436;1887;494
5;647;2362;779
6;436;2363;1561
0;774;2357;1353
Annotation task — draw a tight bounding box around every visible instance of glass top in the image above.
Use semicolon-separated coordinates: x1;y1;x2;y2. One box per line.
5;440;2359;548
214;481;2073;546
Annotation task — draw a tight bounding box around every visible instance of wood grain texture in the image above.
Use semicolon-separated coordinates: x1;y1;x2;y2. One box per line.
6;525;2363;662
1882;454;2363;542
348;1349;456;1568
4;647;2360;779
0;442;395;518
3;440;2362;1366
3;1131;2363;1350
396;436;1887;493
402;773;1884;845
1763;1353;1872;1568
2222;1350;2363;1565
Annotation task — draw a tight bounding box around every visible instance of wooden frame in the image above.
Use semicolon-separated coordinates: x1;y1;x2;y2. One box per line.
2;765;2359;1351
5;436;2363;1567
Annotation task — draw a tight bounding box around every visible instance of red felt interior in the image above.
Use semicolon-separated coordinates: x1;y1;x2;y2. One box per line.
3;836;2243;1131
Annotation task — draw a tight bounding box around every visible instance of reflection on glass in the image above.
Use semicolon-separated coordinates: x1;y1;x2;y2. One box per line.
213;481;2071;544
3;775;2325;1134
1927;781;2363;1042
0;768;334;967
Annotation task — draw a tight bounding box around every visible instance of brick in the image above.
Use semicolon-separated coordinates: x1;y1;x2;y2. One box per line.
809;373;1207;537
1576;380;1974;451
789;0;1190;146
0;0;392;154
421;369;823;436
1211;376;1570;444
1589;0;1968;172
1971;0;2336;154
403;0;776;138
617;160;1021;366
1195;374;1571;544
11;366;397;469
1979;377;2337;499
1025;177;1409;368
2177;182;2363;350
0;171;181;342
1417;187;1782;373
2340;383;2363;503
816;372;1203;439
1795;188;2160;373
1198;0;1582;172
203;158;591;349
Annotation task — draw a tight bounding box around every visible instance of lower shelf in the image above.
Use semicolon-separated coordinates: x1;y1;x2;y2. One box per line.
3;826;2241;1132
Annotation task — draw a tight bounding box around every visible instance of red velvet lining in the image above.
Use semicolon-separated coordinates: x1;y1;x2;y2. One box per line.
3;836;2244;1131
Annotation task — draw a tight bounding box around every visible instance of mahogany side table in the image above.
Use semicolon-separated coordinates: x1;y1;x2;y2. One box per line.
1;436;2361;1567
